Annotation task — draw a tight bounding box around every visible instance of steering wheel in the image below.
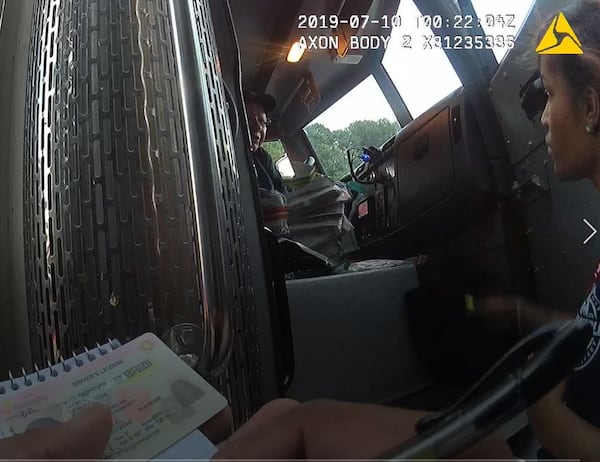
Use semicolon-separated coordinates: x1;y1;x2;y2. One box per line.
379;319;592;460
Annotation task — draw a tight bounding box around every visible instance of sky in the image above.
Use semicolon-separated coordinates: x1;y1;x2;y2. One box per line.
311;0;536;130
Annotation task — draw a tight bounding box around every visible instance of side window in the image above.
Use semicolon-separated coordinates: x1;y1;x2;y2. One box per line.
262;140;285;161
263;140;294;177
382;0;461;119
304;76;399;180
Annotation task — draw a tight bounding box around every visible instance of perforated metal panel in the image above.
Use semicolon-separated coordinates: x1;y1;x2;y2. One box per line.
24;0;263;422
25;0;197;360
188;0;263;422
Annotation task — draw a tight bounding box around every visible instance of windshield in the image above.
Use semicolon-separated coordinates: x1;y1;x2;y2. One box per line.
304;76;399;179
304;0;536;180
382;0;462;119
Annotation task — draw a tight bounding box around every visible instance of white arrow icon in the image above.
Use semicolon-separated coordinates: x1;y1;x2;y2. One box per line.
583;219;597;245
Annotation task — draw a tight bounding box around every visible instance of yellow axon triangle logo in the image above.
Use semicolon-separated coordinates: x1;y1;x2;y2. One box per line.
536;12;583;54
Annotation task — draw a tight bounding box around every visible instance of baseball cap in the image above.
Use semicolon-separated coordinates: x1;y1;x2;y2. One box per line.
244;90;276;114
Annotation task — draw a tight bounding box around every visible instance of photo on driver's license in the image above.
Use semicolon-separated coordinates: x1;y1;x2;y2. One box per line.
0;0;598;460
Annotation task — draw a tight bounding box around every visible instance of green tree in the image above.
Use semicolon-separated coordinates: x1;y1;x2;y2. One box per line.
306;119;399;179
304;123;347;179
341;119;400;150
261;119;400;180
262;140;285;161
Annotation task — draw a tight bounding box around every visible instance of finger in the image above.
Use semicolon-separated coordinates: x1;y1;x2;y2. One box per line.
539;380;566;404
41;404;113;459
216;400;512;460
299;401;426;459
217;398;299;449
215;400;426;460
0;404;113;459
214;411;304;460
199;406;233;444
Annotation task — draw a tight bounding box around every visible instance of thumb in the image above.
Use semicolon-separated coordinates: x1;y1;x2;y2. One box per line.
0;404;113;459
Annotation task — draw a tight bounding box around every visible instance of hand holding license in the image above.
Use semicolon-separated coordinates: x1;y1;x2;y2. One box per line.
0;333;228;459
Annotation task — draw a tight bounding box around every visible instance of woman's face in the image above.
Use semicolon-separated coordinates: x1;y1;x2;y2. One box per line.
540;57;596;181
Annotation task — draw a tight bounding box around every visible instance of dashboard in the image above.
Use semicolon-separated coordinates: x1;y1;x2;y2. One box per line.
348;89;495;258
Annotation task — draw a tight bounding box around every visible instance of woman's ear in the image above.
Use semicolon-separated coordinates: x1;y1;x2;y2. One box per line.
584;85;600;132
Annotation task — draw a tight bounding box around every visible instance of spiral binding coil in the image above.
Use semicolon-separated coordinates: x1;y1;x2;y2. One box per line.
0;339;121;395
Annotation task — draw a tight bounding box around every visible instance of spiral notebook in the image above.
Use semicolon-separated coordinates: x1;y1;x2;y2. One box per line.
0;333;228;460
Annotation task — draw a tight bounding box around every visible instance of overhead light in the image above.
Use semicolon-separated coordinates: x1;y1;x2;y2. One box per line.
287;41;306;63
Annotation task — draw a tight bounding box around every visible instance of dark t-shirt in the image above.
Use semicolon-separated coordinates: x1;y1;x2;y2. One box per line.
539;262;600;459
253;147;286;194
564;261;600;425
